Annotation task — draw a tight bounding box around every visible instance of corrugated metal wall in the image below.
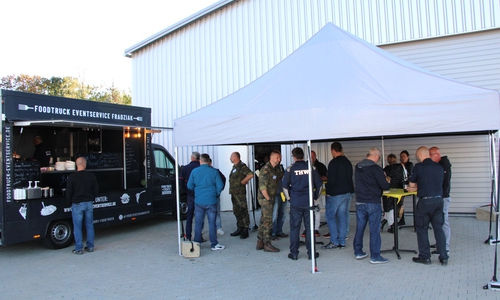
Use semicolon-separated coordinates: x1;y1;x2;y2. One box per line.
129;0;500;211
131;0;500;151
381;28;500;90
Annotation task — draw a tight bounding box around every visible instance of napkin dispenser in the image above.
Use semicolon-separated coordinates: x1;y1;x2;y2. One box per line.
13;189;26;200
26;187;42;199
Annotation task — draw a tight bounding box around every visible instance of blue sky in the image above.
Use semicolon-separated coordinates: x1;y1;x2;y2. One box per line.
1;0;218;90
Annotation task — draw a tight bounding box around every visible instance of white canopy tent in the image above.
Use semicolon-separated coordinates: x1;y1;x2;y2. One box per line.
173;23;500;273
174;23;500;146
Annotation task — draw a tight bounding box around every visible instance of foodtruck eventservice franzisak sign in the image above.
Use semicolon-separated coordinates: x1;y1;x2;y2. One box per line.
3;91;151;127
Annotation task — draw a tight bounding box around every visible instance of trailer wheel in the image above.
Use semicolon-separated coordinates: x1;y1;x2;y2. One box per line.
43;220;73;249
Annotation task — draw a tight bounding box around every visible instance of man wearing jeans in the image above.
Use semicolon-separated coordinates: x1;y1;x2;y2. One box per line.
323;142;353;250
179;152;200;240
188;154;225;251
353;148;390;263
66;157;98;255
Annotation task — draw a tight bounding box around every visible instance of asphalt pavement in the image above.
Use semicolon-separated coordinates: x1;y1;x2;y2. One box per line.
0;211;499;299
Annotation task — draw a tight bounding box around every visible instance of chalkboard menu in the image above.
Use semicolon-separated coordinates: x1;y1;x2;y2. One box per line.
125;140;141;174
80;153;122;169
14;161;41;188
125;138;144;188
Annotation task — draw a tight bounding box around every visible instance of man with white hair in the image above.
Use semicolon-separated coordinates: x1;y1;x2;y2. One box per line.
353;148;390;264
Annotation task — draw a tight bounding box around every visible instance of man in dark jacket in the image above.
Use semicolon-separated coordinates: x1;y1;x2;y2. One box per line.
323;142;354;249
408;146;448;266
282;147;323;260
429;146;452;254
66;157;98;255
33;136;51;167
353;148;390;264
310;150;327;237
179;151;200;240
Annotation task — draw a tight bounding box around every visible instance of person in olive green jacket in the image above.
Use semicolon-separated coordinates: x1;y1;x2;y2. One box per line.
256;150;283;252
229;152;254;239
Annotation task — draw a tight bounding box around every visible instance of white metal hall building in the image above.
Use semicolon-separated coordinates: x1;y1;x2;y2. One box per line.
125;0;500;214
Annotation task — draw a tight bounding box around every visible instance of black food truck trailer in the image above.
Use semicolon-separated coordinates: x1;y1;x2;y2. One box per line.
0;90;180;249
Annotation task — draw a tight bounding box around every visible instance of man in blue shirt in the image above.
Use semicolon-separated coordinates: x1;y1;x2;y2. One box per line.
187;154;225;251
282;147;323;260
408;146;448;266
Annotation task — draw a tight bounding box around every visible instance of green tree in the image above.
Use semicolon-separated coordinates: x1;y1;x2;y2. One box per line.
0;74;132;105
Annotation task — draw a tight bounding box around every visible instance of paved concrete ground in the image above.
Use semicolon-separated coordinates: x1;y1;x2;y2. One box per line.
1;211;499;299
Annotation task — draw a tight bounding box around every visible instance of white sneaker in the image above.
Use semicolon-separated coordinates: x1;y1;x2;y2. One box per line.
217;228;225;236
211;244;225;251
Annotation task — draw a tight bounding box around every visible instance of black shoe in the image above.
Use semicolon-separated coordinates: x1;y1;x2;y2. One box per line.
240;228;249;239
397;217;406;226
338;244;346;249
308;252;319;260
387;225;394;233
381;219;388;230
430;244;436;248
288;253;298;260
412;257;431;265
440;259;448;266
230;228;242;236
432;249;449;255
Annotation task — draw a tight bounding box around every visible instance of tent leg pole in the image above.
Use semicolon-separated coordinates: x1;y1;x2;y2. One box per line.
175;146;182;256
307;141;321;274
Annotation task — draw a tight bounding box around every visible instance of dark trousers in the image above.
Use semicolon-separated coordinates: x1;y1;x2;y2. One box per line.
185;195;195;240
415;197;448;261
289;205;311;256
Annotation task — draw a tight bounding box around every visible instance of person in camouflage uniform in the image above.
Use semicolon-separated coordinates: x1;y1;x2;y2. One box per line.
229;152;254;239
256;150;283;252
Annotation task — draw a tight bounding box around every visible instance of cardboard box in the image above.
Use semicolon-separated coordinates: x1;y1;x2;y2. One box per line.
476;206;496;222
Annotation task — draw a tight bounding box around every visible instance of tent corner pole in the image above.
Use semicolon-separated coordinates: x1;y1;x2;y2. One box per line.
175;146;182;256
307;140;320;274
